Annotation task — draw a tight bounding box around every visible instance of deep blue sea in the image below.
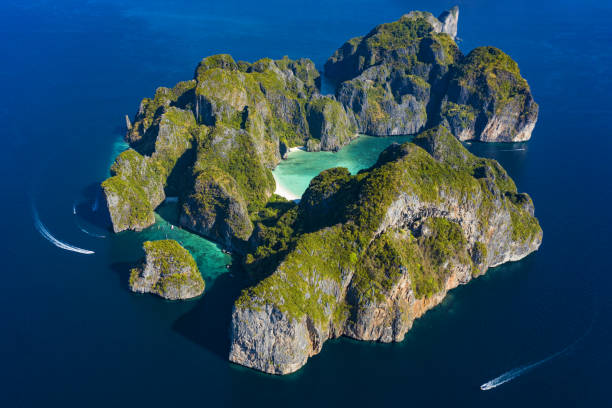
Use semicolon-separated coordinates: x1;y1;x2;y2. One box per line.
2;0;611;406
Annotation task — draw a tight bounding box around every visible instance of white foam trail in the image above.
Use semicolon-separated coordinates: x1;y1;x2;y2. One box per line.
72;200;106;238
480;315;595;391
77;225;106;239
33;206;95;255
92;195;99;212
480;350;563;390
499;148;526;152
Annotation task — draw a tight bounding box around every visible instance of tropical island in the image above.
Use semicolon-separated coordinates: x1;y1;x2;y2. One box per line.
102;6;542;374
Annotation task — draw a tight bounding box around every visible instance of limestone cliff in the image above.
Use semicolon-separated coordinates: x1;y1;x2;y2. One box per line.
103;54;355;241
129;240;205;300
103;6;538;239
324;6;538;142
326;8;461;136
229;125;542;374
102;9;543;364
306;95;357;151
440;46;539;142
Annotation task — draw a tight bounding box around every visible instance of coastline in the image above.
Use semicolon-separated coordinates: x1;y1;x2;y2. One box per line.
273;173;300;201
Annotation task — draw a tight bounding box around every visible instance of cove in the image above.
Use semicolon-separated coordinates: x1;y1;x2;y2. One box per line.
272;134;413;199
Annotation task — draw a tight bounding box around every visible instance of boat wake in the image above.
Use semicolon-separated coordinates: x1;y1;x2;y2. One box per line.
499;148;526;152
33;205;95;255
480;312;595;391
77;225;106;239
480;349;564;390
73;200;106;238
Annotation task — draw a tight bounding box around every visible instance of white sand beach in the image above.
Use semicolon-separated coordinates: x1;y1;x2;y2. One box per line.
273;174;300;201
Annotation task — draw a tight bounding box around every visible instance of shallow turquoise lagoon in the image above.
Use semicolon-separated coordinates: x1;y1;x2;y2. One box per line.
272;135;412;198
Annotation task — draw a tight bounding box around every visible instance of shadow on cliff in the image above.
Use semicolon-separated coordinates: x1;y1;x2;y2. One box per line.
172;262;249;360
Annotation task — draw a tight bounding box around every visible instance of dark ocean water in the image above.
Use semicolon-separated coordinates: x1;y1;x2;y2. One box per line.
1;0;611;406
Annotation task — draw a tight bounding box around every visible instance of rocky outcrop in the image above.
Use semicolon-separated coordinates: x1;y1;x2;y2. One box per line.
434;6;459;39
129;240;205;300
102;107;196;233
324;6;538;142
103;53;355;242
229;125;542;374
101;149;165;232
325;7;462;136
104;6;538;239
440;46;539;142
180;166;253;250
336;65;431;135
126;81;196;151
324;7;462;84
306;96;357;151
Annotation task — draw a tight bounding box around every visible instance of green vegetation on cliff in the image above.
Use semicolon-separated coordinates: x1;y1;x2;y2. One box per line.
127;81;196;147
237;224;358;326
104;53;343;237
441;46;539;141
326;12;461;82
452;47;529;111
129;240;205;300
102;149;166;232
235;125;542;325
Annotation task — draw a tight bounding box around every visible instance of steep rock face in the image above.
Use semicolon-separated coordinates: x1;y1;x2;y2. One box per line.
180;166;253;250
104;53;353;242
325;8;462;136
101;149;165;232
435;6;459;39
324;7;461;84
440;46;539;142
325;7;538;142
306;96;357;151
337;65;430;135
102;107;196;233
194;54;317;154
230;225;355;374
129;240;205;300
126;81;196;152
229;125;542;374
178;122;275;251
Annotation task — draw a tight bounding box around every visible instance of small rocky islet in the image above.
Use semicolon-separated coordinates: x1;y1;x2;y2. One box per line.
129;239;205;300
102;6;542;374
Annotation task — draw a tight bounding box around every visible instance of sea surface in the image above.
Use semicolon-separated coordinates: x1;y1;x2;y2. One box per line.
1;0;611;406
272;135;413;198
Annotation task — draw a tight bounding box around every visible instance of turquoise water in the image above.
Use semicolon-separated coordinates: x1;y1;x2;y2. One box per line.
3;0;612;406
273;135;412;198
105;136;231;288
136;204;231;288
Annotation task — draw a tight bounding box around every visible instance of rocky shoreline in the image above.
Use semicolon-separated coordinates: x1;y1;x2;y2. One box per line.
229;126;542;374
102;6;542;375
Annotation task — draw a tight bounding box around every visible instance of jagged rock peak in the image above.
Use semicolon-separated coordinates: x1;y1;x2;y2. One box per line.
402;6;459;39
438;6;459;39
